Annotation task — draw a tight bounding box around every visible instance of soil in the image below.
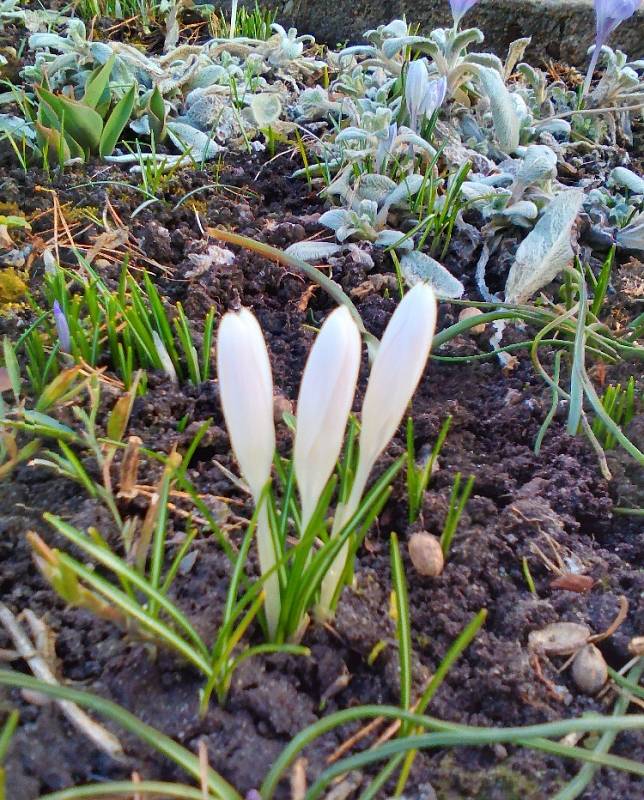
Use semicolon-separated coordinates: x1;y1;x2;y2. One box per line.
0;134;642;799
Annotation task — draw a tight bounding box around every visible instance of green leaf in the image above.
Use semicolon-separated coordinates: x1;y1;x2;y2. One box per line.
36;366;83;412
36;86;103;153
99;85;136;158
82;55;115;110
2;336;21;402
148;85;166;141
19;411;77;440
35;123;71;165
106;373;140;442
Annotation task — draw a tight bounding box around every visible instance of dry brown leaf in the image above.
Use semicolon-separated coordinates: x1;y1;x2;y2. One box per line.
0;367;12;393
350;274;398;299
86;228;129;265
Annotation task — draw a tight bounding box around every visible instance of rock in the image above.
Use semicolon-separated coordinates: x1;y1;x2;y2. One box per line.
271;0;644;66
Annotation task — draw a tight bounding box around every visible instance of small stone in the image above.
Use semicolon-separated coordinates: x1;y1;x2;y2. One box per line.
493;744;508;761
408;532;444;577
458;306;486;335
628;636;644;657
571;644;608;695
273;393;294;424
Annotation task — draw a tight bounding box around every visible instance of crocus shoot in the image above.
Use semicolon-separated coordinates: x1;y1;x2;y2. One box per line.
53;300;71;353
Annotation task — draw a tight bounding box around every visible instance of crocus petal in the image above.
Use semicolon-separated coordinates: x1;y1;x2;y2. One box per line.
319;283;437;614
217;307;280;636
584;0;640;96
449;0;480;26
405;59;429;131
53;300;71;353
420;76;447;118
595;0;640;41
294;306;361;529
350;282;437;505
217;307;276;499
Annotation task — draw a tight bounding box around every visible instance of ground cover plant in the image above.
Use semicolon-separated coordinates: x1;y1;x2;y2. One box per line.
0;0;642;798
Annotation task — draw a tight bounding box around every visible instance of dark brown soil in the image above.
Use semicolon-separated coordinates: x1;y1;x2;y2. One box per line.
0;148;642;800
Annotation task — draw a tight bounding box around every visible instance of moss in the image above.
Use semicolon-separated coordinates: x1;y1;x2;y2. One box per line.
185;199;208;215
0;202;21;217
0;268;28;303
432;752;552;800
64;206;101;224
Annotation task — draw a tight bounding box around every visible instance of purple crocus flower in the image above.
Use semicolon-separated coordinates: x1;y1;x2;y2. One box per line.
53;300;71;353
449;0;480;27
583;0;641;95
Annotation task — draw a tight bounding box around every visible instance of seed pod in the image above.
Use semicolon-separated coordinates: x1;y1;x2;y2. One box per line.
408;532;444;577
458;307;486;335
528;622;591;656
572;644;608;695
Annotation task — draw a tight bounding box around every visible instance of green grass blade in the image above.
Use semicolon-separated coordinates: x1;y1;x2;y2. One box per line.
390;533;411;733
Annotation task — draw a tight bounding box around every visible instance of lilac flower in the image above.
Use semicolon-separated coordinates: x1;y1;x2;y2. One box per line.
405;60;447;133
449;0;480;27
53;300;70;353
583;0;641;96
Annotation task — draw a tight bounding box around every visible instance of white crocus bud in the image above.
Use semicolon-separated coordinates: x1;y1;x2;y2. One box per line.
420;75;447;120
405;58;429;133
294;306;361;531
319;283;438;613
216;307;280;636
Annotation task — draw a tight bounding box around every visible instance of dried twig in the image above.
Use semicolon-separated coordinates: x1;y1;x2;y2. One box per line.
0;603;124;759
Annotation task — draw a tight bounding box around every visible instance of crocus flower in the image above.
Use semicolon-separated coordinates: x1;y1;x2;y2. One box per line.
376;122;398;173
449;0;480;27
217;307;280;635
294;306;361;531
584;0;641;96
53;300;70;353
319;283;438;613
405;60;447;133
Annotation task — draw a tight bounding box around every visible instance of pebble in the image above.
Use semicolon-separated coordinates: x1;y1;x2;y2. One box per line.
408;532;444;577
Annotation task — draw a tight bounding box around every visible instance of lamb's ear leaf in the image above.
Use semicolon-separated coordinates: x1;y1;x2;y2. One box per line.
284;241;343;261
99;84;136;157
505;189;583;304
504;37;531;80
382;35;433;59
400;251;464;298
82;54;115;109
354;173;397;204
250;93;282;127
616;211;644;252
474;66;520;154
451;27;485;55
318;209;348;232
